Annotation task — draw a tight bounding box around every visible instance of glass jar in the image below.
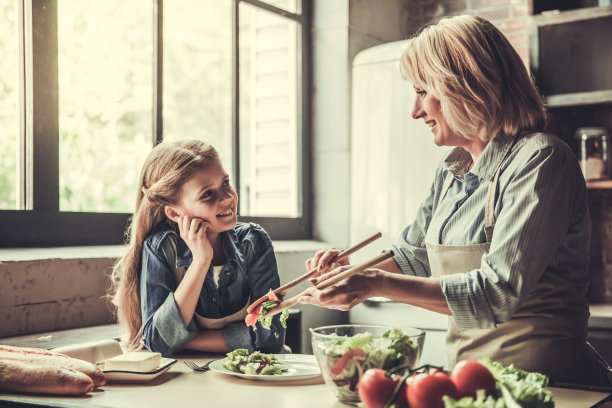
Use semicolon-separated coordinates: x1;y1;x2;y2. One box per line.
574;127;610;181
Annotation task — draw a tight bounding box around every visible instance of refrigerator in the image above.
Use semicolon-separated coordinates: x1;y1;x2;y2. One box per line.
347;39;450;368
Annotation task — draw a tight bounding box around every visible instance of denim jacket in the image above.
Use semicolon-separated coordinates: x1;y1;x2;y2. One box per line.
139;221;285;357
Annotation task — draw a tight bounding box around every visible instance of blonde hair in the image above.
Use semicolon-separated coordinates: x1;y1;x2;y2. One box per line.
109;140;219;349
400;15;546;142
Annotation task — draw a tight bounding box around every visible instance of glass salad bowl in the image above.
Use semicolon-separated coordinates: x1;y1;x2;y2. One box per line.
310;324;425;405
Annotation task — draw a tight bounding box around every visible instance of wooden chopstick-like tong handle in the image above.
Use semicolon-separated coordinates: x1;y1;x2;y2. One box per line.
277;232;382;292
315;250;394;290
246;232;382;314
333;231;383;262
267;250;394;317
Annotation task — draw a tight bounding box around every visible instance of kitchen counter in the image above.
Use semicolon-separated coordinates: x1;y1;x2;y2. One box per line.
590;304;612;330
0;353;610;408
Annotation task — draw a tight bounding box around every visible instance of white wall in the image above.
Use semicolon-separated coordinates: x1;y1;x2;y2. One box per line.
312;0;413;248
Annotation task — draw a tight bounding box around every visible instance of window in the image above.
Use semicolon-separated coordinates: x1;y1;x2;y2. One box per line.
239;2;301;217
0;1;18;211
0;0;311;246
163;0;233;171
58;1;153;213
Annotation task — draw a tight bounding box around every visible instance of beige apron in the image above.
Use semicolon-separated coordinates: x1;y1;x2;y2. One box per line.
426;163;596;384
174;266;249;330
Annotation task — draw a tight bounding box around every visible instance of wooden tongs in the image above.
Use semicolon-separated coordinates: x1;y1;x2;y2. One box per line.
246;232;383;314
265;250;394;317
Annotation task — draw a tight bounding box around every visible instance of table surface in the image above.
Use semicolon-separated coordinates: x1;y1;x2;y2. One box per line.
0;353;610;408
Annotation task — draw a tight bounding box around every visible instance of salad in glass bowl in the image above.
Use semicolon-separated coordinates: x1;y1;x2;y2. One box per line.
310;324;425;405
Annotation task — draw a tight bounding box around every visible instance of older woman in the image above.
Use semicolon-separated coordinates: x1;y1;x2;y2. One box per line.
300;15;602;384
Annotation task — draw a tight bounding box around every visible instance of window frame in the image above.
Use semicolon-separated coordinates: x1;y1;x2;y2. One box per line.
0;0;312;247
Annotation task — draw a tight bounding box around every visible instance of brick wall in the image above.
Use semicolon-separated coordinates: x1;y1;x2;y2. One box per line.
401;0;531;65
0;257;117;337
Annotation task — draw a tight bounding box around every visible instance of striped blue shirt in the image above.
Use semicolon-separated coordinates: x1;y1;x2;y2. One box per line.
391;131;591;330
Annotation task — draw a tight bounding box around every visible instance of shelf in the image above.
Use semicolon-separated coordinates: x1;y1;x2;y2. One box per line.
531;6;612;101
533;5;612;26
545;90;612;108
586;180;612;189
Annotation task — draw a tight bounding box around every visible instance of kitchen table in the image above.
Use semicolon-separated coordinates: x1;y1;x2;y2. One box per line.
0;353;610;408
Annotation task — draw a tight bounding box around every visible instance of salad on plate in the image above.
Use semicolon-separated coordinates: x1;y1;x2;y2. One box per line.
221;349;288;376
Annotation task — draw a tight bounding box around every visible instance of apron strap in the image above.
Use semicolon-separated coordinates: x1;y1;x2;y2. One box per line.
484;166;500;243
438;161;500;244
437;134;522;244
483;134;523;243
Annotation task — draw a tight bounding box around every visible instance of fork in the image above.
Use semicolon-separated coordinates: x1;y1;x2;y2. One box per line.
184;360;212;372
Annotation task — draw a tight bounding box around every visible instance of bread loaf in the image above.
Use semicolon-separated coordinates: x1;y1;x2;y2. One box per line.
0;345;105;388
53;339;123;364
0;360;94;395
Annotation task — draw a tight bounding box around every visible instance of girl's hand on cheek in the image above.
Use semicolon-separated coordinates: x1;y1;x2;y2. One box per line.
178;216;213;264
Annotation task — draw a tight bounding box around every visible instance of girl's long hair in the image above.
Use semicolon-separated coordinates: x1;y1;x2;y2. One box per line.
400;15;547;141
109;140;219;349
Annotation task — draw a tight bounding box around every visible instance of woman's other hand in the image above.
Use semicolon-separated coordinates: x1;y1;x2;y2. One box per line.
178;215;213;264
298;266;381;311
305;248;350;280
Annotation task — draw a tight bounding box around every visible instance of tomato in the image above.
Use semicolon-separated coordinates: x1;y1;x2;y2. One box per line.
330;348;364;376
450;360;496;399
358;369;407;408
267;289;280;302
406;370;458;408
244;305;261;327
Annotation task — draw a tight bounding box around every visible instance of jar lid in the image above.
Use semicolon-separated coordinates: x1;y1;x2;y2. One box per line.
574;127;609;140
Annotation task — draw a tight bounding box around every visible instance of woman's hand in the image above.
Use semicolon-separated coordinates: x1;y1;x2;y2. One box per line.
299;266;452;315
305;248;350;279
178;215;213;264
298;266;381;311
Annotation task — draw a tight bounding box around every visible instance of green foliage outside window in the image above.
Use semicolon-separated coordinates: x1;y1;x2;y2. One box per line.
0;1;18;210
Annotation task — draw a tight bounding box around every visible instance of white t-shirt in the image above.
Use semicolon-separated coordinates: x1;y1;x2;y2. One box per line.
212;264;224;288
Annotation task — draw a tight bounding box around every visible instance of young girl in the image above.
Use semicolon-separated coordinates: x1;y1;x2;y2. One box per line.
110;140;285;357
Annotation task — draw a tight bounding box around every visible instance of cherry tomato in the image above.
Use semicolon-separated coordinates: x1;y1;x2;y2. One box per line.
406;370;458;408
266;289;280;302
358;369;406;408
450;360;496;399
244;305;261;327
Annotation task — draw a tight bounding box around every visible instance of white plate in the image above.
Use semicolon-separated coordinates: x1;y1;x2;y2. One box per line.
102;357;177;383
209;354;321;381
